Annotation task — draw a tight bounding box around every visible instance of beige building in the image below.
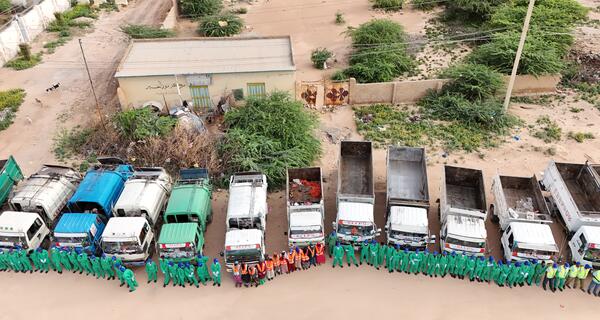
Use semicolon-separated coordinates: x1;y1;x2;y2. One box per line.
115;36;296;113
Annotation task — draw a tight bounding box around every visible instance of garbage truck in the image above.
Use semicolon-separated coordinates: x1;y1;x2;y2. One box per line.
385;146;433;249
67;157;134;218
542;161;600;267
9;165;82;227
286;167;325;247
491;174;558;263
113;167;172;227
101;217;154;265
333;141;379;247
0;211;50;252
224;172;268;270
52;213;106;255
157;168;212;263
439;165;487;256
0;156;23;205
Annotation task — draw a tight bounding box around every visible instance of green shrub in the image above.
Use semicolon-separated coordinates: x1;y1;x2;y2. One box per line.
371;0;404;11
63;4;97;20
331;70;348;81
469;31;565;75
532;116;561;142
488;0;588;31
311;48;332;69
0;89;26;131
113;107;178;140
44;37;69;54
220;92;321;189
197;13;243;37
439;63;505;101
445;0;508;21
335;11;345;24
4;45;41;70
568;131;594;143
53;126;92;161
179;0;223;18
121;24;175;39
411;0;436;10
0;0;11;12
232;7;247;14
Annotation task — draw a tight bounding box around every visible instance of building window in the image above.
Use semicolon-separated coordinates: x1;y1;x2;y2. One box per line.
247;83;266;98
190;85;212;113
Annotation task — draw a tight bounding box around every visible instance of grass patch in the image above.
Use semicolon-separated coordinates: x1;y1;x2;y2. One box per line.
331;70;348;81
569;107;583;113
44;37;70;54
0;89;26;130
121;24;175;39
371;0;404;11
568;131;594;143
4;54;42;70
53;126;93;161
197;13;243;37
113;107;178;140
311;48;332;69
180;0;223;18
411;0;437;10
231;7;247;14
532;116;562;143
335;11;345;24
571;82;600;109
511;95;555;105
98;1;119;12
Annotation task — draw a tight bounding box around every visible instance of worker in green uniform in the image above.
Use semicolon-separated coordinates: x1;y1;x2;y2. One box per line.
168;261;179;287
197;261;210;285
0;249;7;272
410;249;422;274
197;254;210;280
534;260;547;286
482;256;495;283
426;251;437;277
161;260;171;287
465;256;477;281
400;248;410;273
111;255;123;271
343;243;358;267
176;262;187;287
90;256;103;278
59;248;71;271
565;262;579;289
368;240;378;268
377;242;386;269
30;249;40;271
18;249;32;273
211;258;221;287
332;243;345;268
556;263;568;291
436;251;448;277
145;259;158;283
78;252;92;275
11;249;23;272
165;261;176;287
122;266;138;292
184;262;199;288
474;256;486;282
69;248;81;273
391;246;401;272
518;261;531;287
37;248;49;273
115;263;126;287
327;231;337;258
418;249;429;274
496;261;510;287
455;253;466;279
506;262;519;288
490;260;502;285
101;254;115;280
360;240;369;265
385;244;395;271
7;249;18;272
49;247;62;274
526;259;538;286
446;252;456;277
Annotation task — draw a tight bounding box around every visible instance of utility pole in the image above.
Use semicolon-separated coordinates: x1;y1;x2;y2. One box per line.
503;0;536;111
79;38;105;128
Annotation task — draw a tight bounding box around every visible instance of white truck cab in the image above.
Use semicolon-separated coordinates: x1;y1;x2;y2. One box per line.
224;229;265;270
9;165;81;226
101;217;154;266
386;206;430;248
0;211;50;253
289;211;323;245
501;222;558;263
441;215;487;256
334;201;378;244
113;167;172;226
569;225;600;268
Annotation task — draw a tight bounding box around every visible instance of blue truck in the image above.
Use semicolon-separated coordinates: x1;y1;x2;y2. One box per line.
66;157;134;218
52;213;106;255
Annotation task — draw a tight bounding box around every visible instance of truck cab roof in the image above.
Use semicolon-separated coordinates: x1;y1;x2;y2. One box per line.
509;222;558;252
114;168;171;215
54;213;99;234
338;202;374;223
102;217;147;238
0;211;41;232
290;211;322;228
389;206;428;233
579;225;600;244
446;215;486;240
158;223;200;244
225;229;263;248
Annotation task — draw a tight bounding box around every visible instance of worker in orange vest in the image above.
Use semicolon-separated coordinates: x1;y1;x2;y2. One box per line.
280;251;289;274
306;244;317;267
249;265;259;287
266;257;275;281
257;259;267;286
315;242;326;265
241;263;250;287
294;247;302;271
301;248;310;270
288;248;296;273
272;253;281;276
232;261;242;288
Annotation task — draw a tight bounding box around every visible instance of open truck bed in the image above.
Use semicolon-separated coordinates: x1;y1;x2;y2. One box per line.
387;146;429;207
444;166;486;212
555;163;600;215
339;141;373;196
492;175;552;229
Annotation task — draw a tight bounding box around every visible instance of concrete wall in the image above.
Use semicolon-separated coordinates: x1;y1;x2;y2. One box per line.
507;75;562;96
161;0;177;29
117;71;296;111
0;0;70;64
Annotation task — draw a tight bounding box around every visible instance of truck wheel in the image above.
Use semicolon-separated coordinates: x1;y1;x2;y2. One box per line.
149;241;155;259
41;236;50;250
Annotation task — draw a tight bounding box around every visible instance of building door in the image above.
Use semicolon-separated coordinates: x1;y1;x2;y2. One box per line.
190;85;212;113
247;83;266;98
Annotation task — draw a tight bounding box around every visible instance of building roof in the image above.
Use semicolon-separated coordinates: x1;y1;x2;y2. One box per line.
338;202;374;224
389;206;428;233
446;215;487;240
102;217;147;239
225;229;263;249
158;223;200;244
510;222;558;251
54;213;98;234
115;36;296;78
0;211;41;232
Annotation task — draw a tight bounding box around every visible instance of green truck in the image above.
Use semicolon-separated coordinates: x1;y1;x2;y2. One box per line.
0;156;23;205
157;168;212;262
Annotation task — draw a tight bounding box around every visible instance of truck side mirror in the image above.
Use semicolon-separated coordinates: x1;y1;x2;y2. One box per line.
219;251;224;257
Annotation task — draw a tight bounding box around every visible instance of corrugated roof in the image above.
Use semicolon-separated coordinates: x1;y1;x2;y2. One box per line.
54;213;98;234
115;36;296;78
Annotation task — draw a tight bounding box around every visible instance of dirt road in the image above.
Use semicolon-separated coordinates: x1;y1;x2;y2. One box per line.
0;0;172;174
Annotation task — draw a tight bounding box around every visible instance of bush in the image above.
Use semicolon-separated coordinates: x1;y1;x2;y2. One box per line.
331;70;348;81
197;13;243;37
63;4;97;20
311;48;332;69
112;107;178;140
439;63;504;101
121;24;175;39
0;89;26;131
411;0;436;10
344;19;416;83
568;131;594;143
335;11;345;24
532;116;561;142
445;0;508;21
220;92;321;189
371;0;404;11
469;31;565;75
4;45;41;70
180;0;223;18
0;0;11;12
231;7;247;14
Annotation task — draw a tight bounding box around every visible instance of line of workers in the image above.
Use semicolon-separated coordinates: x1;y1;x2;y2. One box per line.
326;231;600;296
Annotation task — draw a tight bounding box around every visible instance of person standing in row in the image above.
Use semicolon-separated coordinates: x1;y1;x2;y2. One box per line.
327;231;337;258
145;259;158;284
266;257;275;281
273;253;282;275
587;268;600;296
280;251;289;274
565;262;580;289
332;243;344;268
315;242;326;265
211;258;221;287
344;243;358;267
543;263;557;292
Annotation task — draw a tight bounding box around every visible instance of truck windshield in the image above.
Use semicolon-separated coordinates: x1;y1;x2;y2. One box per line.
0;235;26;248
159;245;195;259
55;235;89;246
446;236;485;249
390;230;427;240
290;225;322;238
226;249;261;264
102;241;142;254
338;224;374;236
516;247;555;258
585;247;600;262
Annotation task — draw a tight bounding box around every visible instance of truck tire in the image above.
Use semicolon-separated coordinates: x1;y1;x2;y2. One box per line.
41;236;51;250
149;241;155;259
489;204;499;223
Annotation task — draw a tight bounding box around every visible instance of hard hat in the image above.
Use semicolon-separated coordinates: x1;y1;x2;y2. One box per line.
489;256;494;261
395;244;400;249
565;263;570;268
451;251;456;255
433;251;438;255
112;256;116;260
199;262;203;266
498;261;503;265
119;266;125;271
404;248;409;253
576;262;581;266
424;249;429;253
416;249;420;253
586;264;592;269
213;258;219;263
553;263;558;268
524;261;530;265
532;259;538;264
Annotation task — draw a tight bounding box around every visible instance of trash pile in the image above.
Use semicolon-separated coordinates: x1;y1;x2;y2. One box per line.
289;179;321;205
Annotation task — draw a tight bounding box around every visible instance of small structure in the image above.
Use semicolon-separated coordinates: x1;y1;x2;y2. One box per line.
114;36;296;113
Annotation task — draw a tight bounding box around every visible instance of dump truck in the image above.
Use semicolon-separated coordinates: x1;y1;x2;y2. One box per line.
52;213;106;255
385;146;433;249
439;165;487;256
491;175;558;263
542;161;600;267
0;156;23;206
157;168;212;263
67;158;134;218
224;172;268;270
0;211;50;252
101;217;153;265
113;167;172;226
286;167;325;247
333;141;379;247
9;165;82;227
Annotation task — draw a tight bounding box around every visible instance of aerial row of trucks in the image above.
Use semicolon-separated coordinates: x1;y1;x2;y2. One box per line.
2;140;600;269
